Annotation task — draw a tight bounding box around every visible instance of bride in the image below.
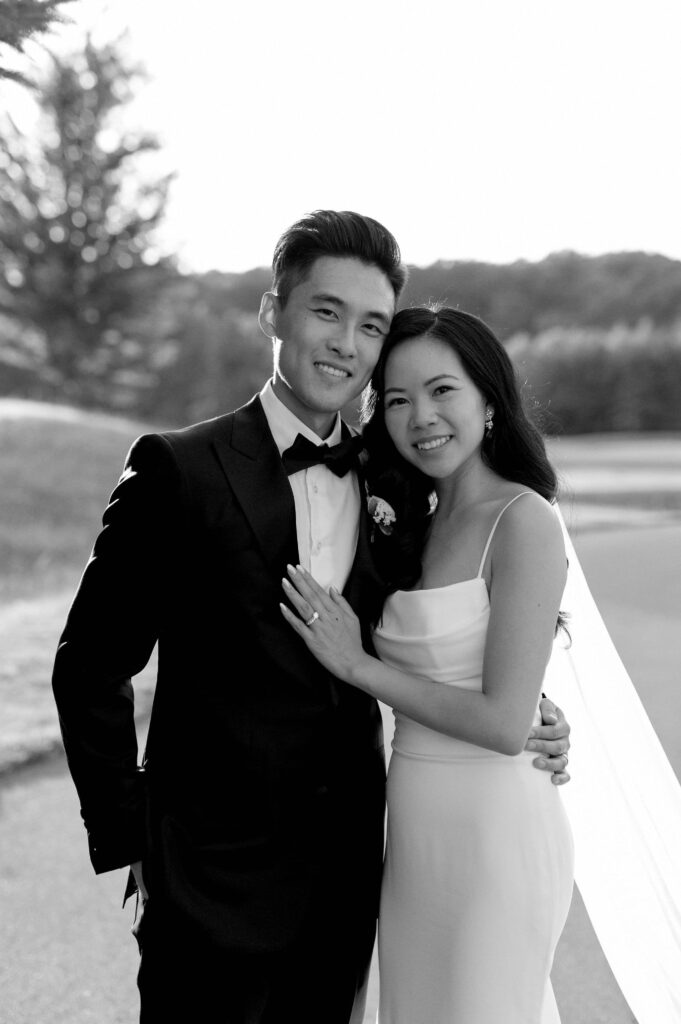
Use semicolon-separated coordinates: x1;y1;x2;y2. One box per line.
281;305;574;1023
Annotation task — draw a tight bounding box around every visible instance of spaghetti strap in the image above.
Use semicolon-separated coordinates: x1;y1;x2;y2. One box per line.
476;492;535;578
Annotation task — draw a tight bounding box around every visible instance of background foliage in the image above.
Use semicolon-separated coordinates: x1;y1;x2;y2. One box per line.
0;0;71;85
0;34;174;409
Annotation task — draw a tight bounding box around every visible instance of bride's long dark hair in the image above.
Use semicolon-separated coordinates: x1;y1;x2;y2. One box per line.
361;306;562;604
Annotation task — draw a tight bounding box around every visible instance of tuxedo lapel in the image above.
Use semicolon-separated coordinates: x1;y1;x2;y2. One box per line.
212;395;299;575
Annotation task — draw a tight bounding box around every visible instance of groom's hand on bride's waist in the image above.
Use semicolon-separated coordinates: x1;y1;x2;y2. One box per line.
525;697;571;786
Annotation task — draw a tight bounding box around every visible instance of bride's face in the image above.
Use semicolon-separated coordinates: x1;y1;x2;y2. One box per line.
383;335;489;479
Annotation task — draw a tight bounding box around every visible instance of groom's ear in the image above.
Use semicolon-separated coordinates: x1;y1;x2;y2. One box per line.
258;292;279;340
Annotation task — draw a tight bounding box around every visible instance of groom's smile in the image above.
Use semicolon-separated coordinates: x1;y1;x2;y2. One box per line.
259;255;395;438
315;361;351;379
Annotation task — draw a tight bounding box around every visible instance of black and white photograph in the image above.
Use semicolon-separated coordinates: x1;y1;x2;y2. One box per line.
1;1;680;1022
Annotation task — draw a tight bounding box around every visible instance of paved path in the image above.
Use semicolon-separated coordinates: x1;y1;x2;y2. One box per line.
3;525;679;1023
0;758;140;1024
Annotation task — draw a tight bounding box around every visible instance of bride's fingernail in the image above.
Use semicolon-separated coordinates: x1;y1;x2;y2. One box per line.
282;578;292;589
287;564;296;574
296;564;305;573
535;758;547;768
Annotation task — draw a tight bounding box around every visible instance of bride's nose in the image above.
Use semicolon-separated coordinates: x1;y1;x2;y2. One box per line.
409;397;438;430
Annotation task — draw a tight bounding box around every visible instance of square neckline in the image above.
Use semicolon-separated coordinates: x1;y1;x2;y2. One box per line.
398;576;488;596
397;492;535;596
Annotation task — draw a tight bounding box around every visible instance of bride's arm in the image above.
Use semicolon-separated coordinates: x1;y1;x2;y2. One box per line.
281;497;566;757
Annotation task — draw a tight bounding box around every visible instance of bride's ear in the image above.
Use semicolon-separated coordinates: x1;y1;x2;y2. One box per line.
258;292;279;340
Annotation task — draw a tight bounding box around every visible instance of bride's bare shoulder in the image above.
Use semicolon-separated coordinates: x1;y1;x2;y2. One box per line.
492;489;565;563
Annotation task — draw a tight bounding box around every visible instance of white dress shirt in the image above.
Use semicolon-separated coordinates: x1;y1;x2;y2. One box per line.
259;380;361;593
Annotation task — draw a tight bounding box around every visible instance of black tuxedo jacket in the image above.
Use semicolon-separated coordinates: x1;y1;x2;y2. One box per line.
53;395;387;954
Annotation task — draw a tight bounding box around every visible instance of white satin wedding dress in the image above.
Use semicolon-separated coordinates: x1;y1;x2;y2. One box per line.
373;494;575;1024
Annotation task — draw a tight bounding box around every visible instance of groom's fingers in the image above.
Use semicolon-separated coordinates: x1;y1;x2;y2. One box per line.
531;751;571;784
533;751;569;770
538;695;559;724
550;769;571;786
527;716;570;744
527;735;570;756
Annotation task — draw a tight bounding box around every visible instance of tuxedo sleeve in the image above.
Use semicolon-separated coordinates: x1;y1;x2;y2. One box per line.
52;432;185;874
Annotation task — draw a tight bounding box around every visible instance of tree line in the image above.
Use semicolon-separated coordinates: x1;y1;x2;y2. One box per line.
1;32;681;433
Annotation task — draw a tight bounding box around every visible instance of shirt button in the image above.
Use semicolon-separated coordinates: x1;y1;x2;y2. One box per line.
312;484;319;494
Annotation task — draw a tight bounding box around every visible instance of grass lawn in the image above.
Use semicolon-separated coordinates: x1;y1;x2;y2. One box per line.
0;401;154;602
0;401;159;770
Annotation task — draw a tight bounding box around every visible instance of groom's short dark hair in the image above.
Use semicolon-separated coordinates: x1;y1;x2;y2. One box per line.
272;210;408;308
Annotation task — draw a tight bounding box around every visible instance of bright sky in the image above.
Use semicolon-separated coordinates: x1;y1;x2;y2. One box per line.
6;0;681;273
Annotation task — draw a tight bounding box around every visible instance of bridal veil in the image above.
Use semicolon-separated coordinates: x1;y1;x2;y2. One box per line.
546;508;681;1022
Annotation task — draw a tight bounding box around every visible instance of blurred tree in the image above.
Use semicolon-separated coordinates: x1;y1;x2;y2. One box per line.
401;252;681;338
0;0;72;84
144;276;273;426
508;322;681;434
0;36;176;409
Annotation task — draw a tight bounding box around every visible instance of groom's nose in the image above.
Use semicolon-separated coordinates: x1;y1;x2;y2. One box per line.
327;322;358;358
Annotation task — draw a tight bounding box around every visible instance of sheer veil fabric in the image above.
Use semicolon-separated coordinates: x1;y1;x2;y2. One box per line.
545;507;681;1022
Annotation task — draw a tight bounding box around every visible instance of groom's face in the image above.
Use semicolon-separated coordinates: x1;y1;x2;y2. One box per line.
259;256;395;436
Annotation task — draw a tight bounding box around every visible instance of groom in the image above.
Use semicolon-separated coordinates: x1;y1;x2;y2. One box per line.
53;210;570;1023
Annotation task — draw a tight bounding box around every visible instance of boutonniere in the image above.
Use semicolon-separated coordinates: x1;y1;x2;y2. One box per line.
366;493;397;536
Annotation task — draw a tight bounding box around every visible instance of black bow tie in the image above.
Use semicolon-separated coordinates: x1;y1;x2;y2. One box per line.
281;433;364;478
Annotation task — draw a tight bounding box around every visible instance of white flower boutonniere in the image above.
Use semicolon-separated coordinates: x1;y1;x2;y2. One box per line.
367;494;396;536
